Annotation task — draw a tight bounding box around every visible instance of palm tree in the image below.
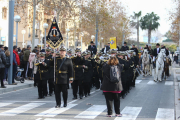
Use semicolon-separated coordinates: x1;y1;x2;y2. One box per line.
140;12;160;44
130;11;141;48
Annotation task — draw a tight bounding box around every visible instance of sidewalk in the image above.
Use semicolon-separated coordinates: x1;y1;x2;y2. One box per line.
172;62;180;120
0;80;34;95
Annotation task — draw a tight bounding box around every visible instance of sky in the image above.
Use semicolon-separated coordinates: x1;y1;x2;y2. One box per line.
120;0;176;36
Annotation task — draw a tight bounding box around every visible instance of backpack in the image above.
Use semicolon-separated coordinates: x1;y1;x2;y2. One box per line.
109;65;120;83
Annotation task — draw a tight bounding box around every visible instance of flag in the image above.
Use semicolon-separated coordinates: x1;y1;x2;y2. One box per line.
46;17;63;48
110;37;117;49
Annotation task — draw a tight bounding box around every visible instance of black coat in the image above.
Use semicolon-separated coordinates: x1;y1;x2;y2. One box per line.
46;54;54;79
153;48;161;57
130;48;139;56
88;45;97;55
51;57;73;84
72;56;85;80
83;58;93;83
101;64;123;92
35;59;49;80
120;46;129;51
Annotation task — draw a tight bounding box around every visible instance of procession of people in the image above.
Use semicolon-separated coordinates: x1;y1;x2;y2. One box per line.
0;39;172;117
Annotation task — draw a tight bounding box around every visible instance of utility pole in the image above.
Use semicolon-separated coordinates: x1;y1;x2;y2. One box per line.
95;0;99;48
8;0;15;85
32;0;36;49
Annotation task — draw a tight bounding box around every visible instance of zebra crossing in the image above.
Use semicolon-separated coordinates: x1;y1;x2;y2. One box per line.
0;101;175;120
136;80;174;85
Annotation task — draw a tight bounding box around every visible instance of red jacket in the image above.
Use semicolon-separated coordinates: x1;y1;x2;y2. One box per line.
13;50;20;66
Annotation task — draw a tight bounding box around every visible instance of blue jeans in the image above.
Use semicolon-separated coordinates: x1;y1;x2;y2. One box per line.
4;67;9;80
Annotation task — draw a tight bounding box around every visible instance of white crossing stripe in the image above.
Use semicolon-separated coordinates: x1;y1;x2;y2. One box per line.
155;108;174;120
0;103;45;116
165;81;173;86
147;81;157;85
35;108;57;117
44;119;73;120
114;106;142;120
43;104;77;117
0;103;13;108
135;80;142;84
74;105;106;119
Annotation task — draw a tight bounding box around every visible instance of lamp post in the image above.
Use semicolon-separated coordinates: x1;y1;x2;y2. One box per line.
80;32;84;51
14;15;21;46
0;25;2;44
91;35;95;41
40;34;43;50
66;28;70;49
43;23;48;49
21;30;26;48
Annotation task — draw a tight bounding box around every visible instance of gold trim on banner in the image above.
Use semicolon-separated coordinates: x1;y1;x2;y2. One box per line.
46;38;64;49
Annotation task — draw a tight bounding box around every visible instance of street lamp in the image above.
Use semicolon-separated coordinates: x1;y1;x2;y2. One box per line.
21;30;26;48
80;32;84;51
14;15;21;46
43;23;48;49
91;35;95;41
40;34;43;50
66;28;70;49
0;25;2;44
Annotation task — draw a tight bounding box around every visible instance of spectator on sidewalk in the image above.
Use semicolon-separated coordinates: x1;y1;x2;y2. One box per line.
3;50;10;85
174;54;178;64
13;46;20;85
28;49;36;80
23;45;31;79
0;45;6;88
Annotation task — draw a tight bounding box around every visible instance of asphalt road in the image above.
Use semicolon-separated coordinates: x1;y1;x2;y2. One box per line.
0;70;175;120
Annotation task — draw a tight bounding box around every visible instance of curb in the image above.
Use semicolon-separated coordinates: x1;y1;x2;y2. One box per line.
0;83;34;95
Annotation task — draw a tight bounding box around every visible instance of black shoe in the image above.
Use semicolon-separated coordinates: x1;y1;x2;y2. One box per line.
49;93;52;96
38;96;45;99
85;95;87;97
1;86;6;88
88;93;90;96
72;96;77;100
55;105;60;108
64;103;67;107
80;95;83;99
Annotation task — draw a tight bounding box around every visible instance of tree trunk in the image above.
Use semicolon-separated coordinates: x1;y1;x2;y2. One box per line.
137;18;139;49
148;29;151;44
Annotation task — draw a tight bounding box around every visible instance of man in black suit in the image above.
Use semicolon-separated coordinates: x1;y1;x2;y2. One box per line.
153;43;161;68
104;42;110;53
120;42;129;51
88;41;97;56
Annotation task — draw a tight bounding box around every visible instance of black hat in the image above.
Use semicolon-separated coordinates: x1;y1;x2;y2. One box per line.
124;42;127;44
81;51;87;56
46;47;51;52
67;49;72;53
75;48;81;53
90;41;94;44
110;49;117;54
59;46;66;51
156;43;160;46
0;44;4;48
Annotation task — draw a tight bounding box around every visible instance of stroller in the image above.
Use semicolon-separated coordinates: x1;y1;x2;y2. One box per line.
15;67;25;83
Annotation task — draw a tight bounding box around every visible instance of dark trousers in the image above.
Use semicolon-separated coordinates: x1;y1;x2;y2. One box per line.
23;62;28;78
55;84;68;106
73;80;83;97
38;80;47;98
12;65;17;83
28;68;33;78
4;67;9;80
48;78;54;94
95;76;100;89
104;92;120;115
0;68;5;86
83;82;90;95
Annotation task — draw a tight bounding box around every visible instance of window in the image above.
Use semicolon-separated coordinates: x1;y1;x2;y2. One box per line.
2;7;7;20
